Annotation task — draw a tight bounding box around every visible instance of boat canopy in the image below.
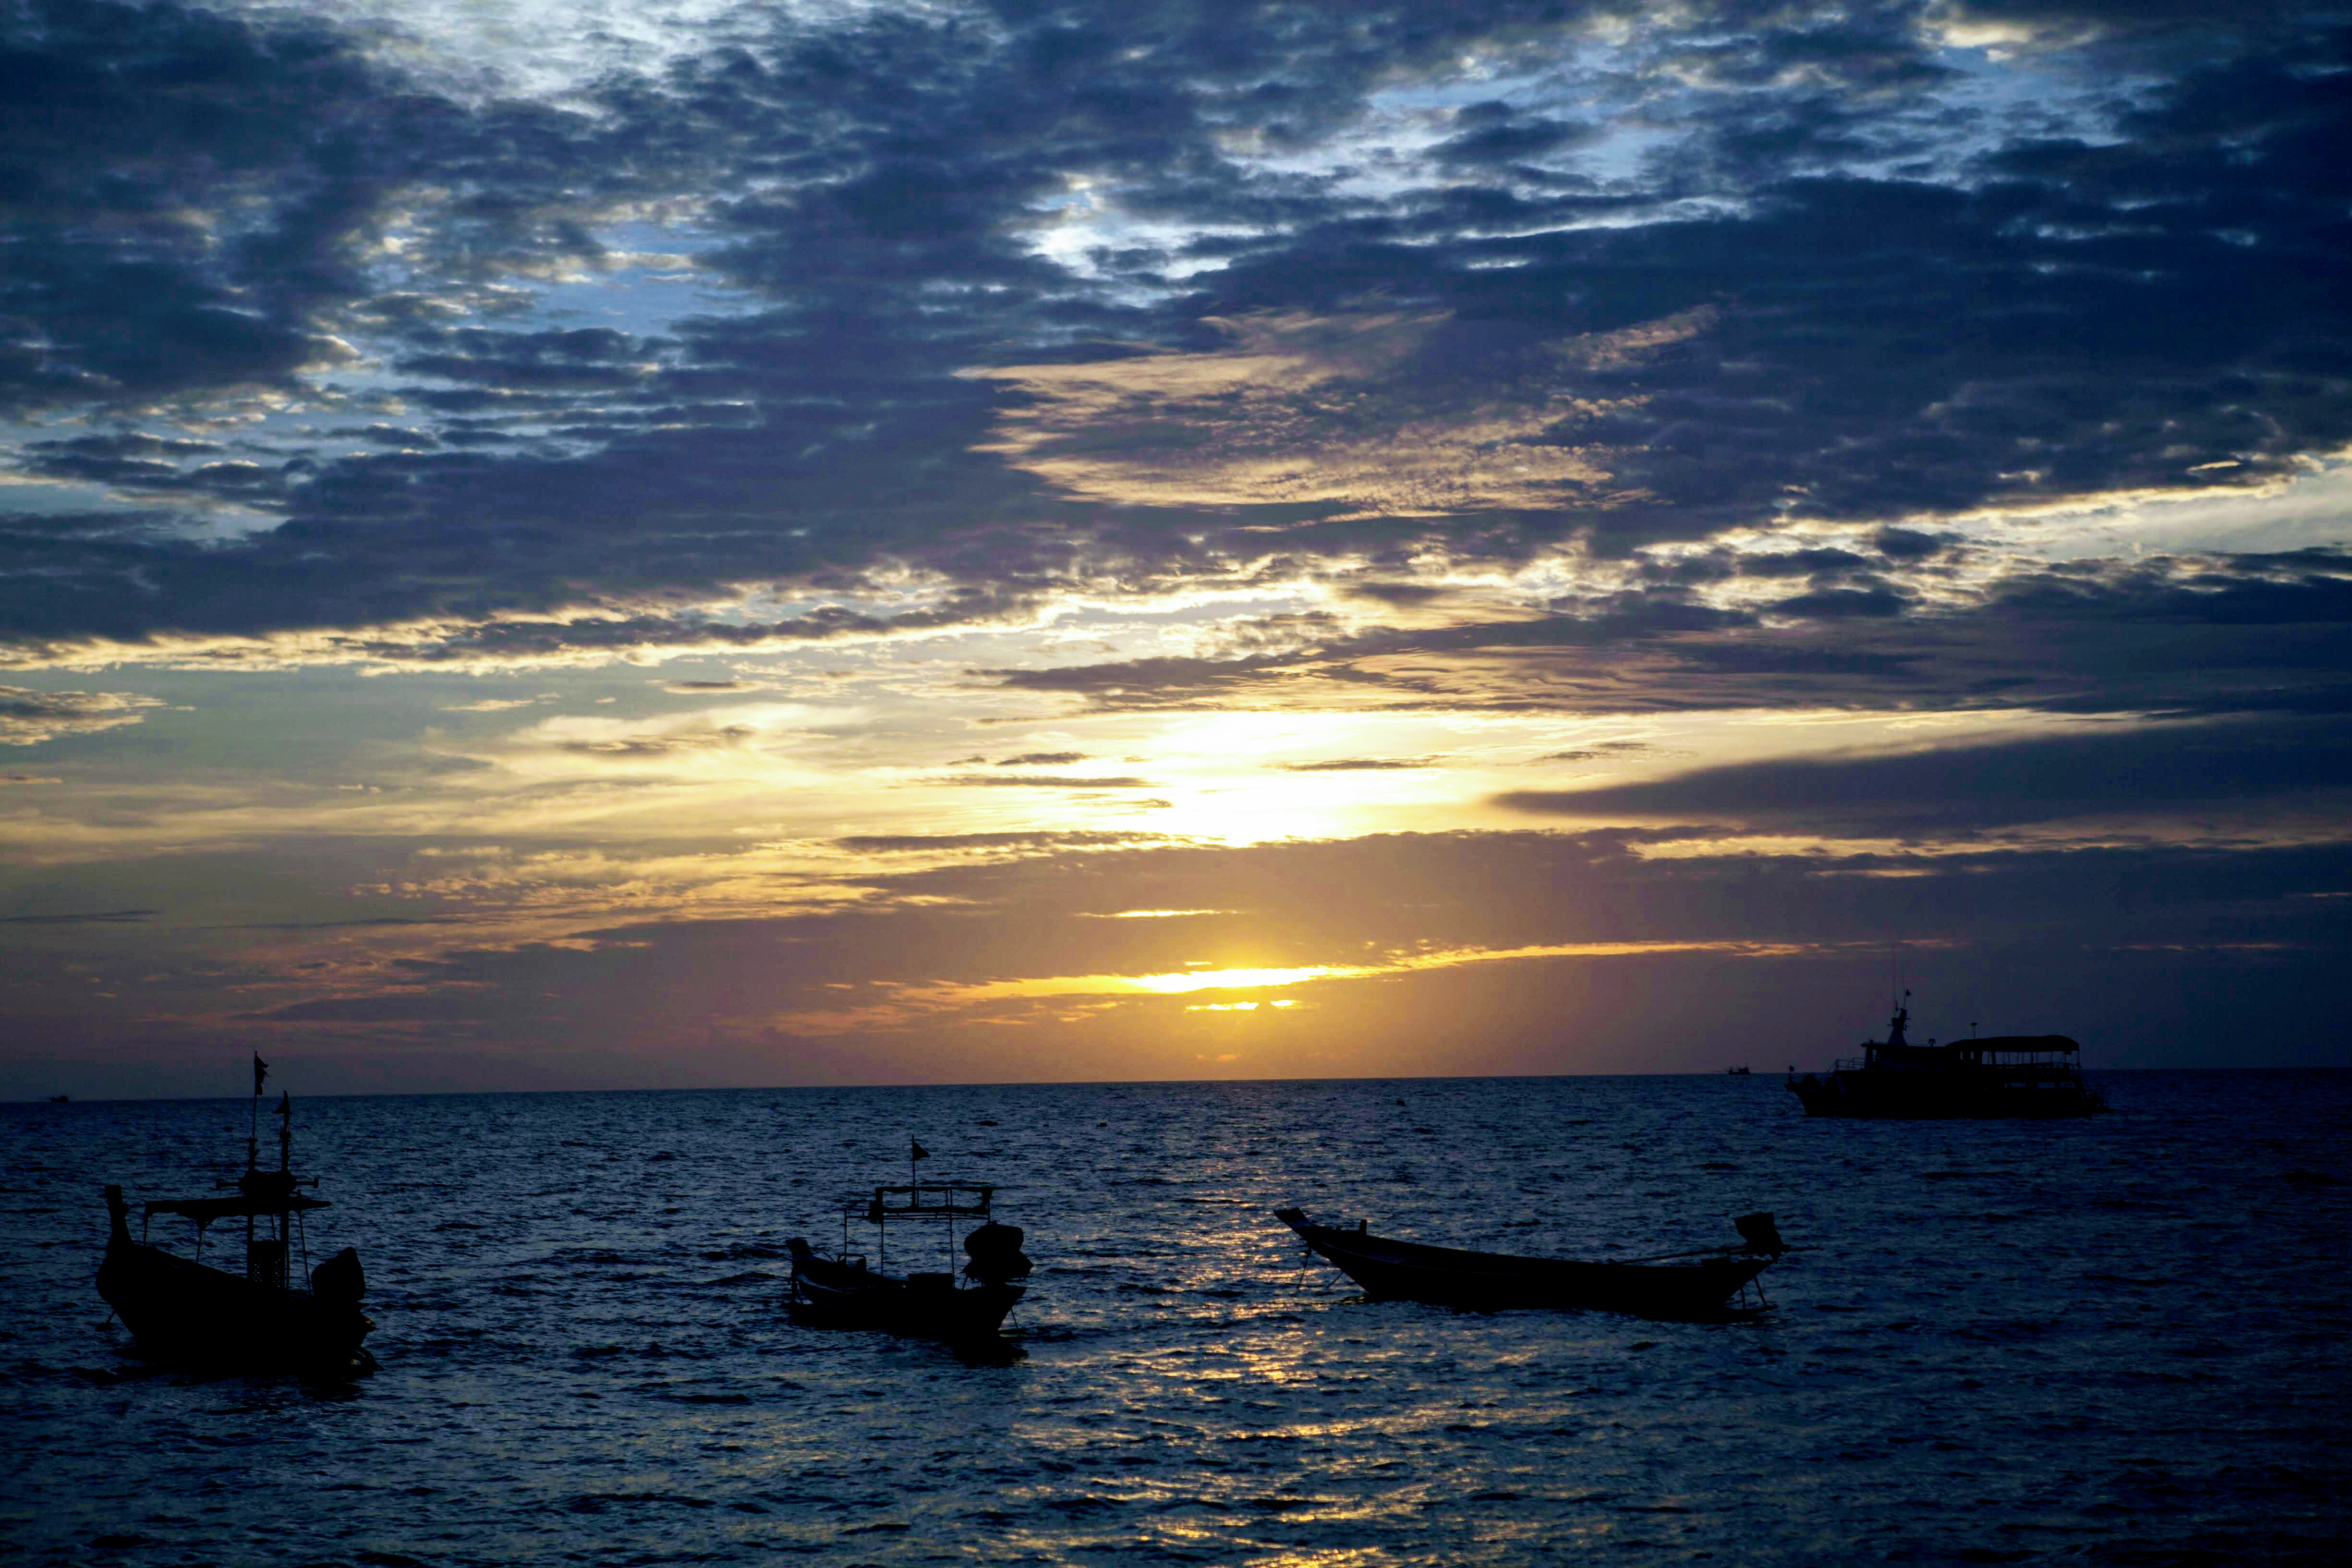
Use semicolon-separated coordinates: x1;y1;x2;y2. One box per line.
857;1182;995;1221
143;1193;330;1226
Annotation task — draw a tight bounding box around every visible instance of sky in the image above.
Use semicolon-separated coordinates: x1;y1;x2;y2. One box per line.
3;0;2348;1098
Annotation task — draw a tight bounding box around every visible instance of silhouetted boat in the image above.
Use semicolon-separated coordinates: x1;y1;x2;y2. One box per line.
1275;1208;1783;1317
98;1061;373;1373
787;1162;1030;1341
1787;992;2104;1119
1726;1065;1751;1075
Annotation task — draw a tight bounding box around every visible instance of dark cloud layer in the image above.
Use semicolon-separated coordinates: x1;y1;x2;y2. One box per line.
985;548;2352;726
0;0;2345;670
1498;714;2352;837
0;909;155;925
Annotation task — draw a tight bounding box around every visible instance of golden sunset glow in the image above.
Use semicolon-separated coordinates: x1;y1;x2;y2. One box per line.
737;938;1837;1046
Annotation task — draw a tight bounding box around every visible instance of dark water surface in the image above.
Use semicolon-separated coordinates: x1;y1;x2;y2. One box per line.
3;1072;2347;1565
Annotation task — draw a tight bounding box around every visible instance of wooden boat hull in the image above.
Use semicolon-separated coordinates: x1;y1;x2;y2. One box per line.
97;1235;373;1373
787;1252;1023;1340
1276;1210;1771;1318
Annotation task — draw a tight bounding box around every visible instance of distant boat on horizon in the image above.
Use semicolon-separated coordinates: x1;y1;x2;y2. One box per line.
1725;1065;1751;1075
1787;992;2105;1119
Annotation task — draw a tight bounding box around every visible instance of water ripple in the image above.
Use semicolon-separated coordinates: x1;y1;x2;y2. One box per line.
1;1072;2347;1564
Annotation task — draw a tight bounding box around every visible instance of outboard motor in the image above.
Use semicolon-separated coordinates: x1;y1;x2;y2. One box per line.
962;1221;1032;1285
1734;1212;1785;1258
311;1246;365;1302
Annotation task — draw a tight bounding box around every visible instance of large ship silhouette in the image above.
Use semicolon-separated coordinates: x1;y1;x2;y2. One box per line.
1787;992;2105;1119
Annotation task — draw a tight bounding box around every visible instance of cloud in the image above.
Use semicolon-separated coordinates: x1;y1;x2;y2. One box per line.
835;831;1178;853
0;685;165;745
925;775;1156;789
1428;102;1604;169
1281;757;1434;771
0;909;157;924
1495;714;2352;836
979;547;2352;722
557;730;755;756
467;703;850;775
965;307;1631;516
1767;586;1913;620
1927;0;2306;50
0;0;2345;677
1073;908;1235;919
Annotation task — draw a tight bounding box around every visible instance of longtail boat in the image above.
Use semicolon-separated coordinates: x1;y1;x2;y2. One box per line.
787;1146;1030;1341
97;1057;373;1374
1275;1207;1784;1318
1786;991;2105;1119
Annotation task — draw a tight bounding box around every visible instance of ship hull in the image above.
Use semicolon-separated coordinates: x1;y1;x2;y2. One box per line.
97;1235;373;1373
787;1253;1023;1340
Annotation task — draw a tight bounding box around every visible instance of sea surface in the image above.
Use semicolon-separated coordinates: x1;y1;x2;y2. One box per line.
2;1072;2347;1566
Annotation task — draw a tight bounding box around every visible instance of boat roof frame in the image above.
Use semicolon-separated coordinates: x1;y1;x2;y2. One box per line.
143;1194;331;1226
846;1181;996;1220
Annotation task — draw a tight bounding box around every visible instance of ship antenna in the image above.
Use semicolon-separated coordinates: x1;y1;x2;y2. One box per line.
248;1052;267;1171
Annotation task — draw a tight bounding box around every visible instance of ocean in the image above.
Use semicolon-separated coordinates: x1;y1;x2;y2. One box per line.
2;1072;2346;1565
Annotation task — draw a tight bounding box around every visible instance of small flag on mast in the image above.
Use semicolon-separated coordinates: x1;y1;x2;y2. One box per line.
910;1139;930;1161
253;1054;268;1095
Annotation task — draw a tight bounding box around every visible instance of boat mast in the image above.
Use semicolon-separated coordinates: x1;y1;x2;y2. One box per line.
909;1136;928;1276
248;1053;266;1172
277;1091;303;1278
246;1054;264;1276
